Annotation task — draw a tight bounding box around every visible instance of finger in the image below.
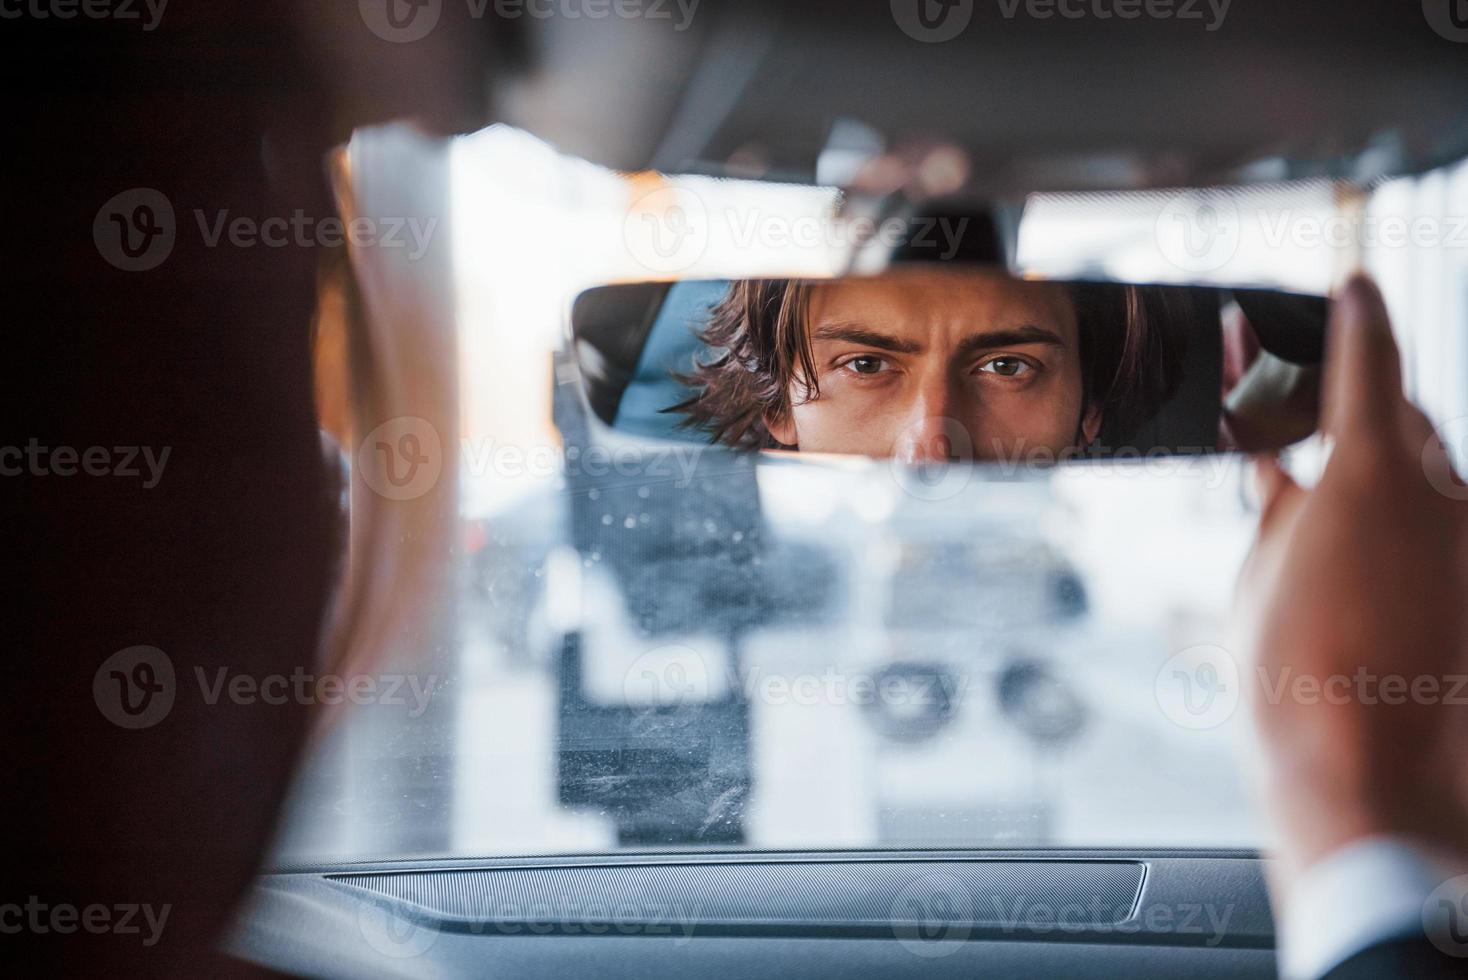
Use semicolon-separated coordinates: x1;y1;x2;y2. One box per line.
1252;453;1304;535
1237;455;1304;620
1321;273;1404;442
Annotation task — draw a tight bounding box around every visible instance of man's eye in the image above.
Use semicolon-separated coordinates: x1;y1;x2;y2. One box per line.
980;357;1031;378
844;356;887;376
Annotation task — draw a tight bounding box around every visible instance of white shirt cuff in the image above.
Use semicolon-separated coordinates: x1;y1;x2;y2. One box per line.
1277;835;1460;980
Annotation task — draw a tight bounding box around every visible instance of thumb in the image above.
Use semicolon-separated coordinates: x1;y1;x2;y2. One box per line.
1321;273;1403;443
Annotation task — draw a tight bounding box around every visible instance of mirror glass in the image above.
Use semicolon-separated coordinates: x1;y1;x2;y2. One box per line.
572;266;1327;462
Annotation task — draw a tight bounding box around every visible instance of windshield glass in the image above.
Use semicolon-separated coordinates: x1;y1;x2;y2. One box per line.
271;125;1468;865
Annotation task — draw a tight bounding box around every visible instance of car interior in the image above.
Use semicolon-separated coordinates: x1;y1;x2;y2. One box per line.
14;2;1468;978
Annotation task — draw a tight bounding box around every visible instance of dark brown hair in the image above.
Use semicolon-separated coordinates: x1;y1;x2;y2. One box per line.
672;277;1186;451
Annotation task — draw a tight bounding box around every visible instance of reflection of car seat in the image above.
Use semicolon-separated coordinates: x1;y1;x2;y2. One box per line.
612;280;729;441
571;281;672;427
1121;287;1222;455
1232;289;1328;366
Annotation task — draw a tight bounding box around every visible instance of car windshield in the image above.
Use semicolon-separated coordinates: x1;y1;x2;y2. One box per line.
271;124;1468;865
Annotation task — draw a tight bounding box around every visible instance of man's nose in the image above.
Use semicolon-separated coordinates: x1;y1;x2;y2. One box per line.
893;378;974;464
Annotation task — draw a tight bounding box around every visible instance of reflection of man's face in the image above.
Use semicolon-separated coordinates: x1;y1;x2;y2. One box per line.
765;269;1101;461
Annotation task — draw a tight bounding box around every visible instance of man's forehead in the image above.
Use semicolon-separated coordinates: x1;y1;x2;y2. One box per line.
806;272;1074;333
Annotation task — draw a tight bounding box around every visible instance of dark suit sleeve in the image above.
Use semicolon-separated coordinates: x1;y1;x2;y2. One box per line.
1322;936;1468;979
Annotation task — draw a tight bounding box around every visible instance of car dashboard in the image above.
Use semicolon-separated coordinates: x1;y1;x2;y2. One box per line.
234;849;1277;979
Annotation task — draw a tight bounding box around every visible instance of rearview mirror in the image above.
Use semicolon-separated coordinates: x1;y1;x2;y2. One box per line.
571;266;1326;462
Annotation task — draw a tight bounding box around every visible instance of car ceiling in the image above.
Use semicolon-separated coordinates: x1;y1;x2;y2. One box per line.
488;0;1468;193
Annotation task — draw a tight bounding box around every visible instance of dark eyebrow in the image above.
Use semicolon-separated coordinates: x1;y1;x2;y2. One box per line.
810;323;923;354
954;325;1066;358
811;322;1066;357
